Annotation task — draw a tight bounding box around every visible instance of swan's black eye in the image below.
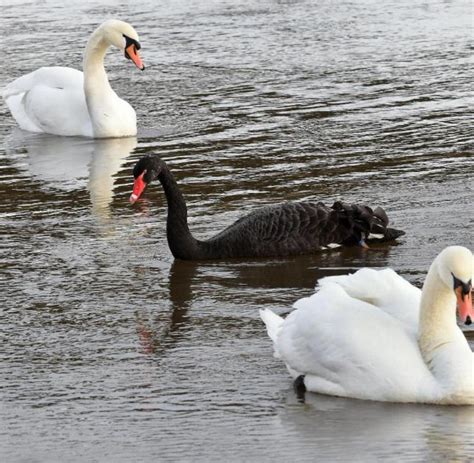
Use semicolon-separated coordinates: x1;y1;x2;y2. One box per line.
453;274;472;297
133;163;145;179
123;34;141;54
144;170;154;183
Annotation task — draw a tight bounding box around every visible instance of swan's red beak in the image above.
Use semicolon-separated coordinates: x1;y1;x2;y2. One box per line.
125;44;145;71
130;171;147;204
455;286;473;325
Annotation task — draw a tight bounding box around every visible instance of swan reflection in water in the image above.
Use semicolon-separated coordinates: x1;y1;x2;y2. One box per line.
135;247;395;354
5;128;136;220
276;391;474;461
136;260;195;355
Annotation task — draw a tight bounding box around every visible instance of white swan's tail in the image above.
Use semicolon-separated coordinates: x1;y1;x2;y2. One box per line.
259;309;284;358
2;67;77;99
2;70;45;132
2;70;39;100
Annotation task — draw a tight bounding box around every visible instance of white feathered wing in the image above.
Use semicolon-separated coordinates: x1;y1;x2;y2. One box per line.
261;269;441;403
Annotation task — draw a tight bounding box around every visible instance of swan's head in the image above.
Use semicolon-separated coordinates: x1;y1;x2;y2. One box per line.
436;246;473;325
98;19;145;70
130;154;163;204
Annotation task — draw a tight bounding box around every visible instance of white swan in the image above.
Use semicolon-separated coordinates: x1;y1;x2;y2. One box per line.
2;20;144;138
261;246;474;404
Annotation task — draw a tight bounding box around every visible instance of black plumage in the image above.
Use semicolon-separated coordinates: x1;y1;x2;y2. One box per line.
130;155;405;260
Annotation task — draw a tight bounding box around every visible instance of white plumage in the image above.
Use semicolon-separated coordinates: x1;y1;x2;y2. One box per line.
2;20;143;138
261;246;474;404
3;68;92;136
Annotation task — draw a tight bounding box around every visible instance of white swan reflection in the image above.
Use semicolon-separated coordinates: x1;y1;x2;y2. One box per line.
5;129;136;219
275;392;474;461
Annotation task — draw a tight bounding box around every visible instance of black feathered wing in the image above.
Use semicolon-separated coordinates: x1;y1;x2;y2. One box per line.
202;202;364;258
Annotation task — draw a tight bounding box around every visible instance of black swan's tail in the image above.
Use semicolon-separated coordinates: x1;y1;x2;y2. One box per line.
370;206;405;242
332;201;405;246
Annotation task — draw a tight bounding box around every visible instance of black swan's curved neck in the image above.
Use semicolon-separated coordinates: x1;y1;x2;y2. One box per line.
150;161;404;261
158;166;202;260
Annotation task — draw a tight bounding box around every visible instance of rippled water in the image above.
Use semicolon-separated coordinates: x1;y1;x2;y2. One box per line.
1;0;473;461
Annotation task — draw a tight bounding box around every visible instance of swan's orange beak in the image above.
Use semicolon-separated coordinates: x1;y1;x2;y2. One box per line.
125;44;145;71
130;171;147;204
455;285;473;325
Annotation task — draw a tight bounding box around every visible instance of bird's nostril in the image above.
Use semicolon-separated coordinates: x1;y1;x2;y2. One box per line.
465;315;472;326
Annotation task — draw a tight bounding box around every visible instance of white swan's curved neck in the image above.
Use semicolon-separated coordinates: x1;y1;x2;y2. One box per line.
416;251;474;402
83;30;112;95
418;266;458;357
418;262;472;388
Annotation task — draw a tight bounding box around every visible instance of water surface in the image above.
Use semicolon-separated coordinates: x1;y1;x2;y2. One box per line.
1;0;473;461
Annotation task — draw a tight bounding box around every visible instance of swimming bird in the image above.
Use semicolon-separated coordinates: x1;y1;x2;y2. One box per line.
2;20;144;138
260;246;474;404
129;154;405;260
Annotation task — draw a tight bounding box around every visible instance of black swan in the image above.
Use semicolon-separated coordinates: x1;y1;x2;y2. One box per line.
129;154;405;260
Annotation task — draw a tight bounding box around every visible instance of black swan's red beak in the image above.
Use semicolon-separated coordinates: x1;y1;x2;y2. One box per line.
130;171;147;204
